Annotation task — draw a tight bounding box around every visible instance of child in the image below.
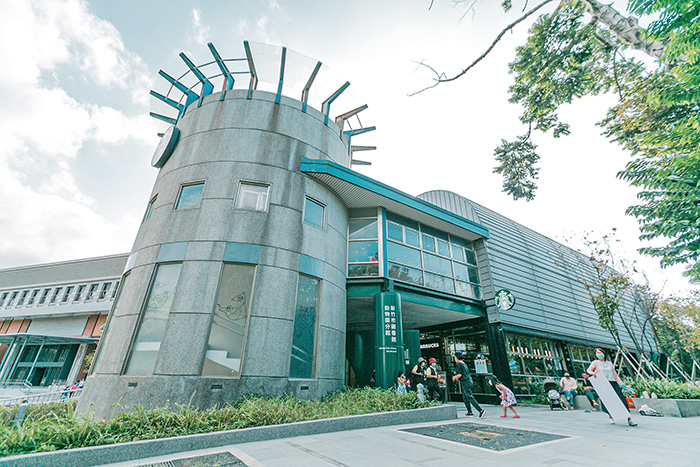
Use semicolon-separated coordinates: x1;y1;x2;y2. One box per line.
488;376;519;418
397;371;409;395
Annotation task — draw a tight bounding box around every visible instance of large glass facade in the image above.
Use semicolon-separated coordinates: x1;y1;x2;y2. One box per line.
505;333;565;395
348;217;379;277
385;214;482;299
10;344;73;387
124;264;182;375
202;263;256;377
289;275;320;379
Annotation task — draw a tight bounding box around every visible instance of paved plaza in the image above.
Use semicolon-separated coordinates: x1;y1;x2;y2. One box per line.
103;404;700;466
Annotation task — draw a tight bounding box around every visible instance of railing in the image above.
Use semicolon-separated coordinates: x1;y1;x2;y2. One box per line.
0;388;83;406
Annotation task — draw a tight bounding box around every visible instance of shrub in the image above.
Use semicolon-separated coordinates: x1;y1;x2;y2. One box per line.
625;377;700;399
0;387;429;458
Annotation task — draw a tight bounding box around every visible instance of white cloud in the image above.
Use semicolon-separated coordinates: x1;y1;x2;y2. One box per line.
0;0;155;268
188;8;211;46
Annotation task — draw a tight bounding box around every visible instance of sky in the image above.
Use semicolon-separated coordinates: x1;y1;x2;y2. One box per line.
0;0;694;297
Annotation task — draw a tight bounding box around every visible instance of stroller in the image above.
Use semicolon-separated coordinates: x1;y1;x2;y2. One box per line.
543;378;569;410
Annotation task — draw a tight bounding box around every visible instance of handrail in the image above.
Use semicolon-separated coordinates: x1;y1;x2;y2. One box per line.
0;388;83;406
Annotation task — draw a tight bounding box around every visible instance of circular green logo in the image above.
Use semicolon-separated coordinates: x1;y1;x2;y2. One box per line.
495;289;515;311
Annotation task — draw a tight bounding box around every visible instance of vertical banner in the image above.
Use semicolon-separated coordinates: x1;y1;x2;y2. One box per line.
374;292;403;389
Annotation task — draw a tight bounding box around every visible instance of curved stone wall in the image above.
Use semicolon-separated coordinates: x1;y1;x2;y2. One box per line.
79;89;349;418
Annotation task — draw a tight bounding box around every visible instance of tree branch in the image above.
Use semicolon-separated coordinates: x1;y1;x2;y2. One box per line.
410;0;557;96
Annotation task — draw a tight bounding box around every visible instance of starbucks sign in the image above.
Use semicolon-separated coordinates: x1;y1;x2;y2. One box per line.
495;289;515;311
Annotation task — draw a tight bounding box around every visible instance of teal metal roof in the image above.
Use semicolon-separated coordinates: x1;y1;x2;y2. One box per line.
300;158;489;241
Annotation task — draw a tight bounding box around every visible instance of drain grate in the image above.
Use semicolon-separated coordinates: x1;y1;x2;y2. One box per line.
401;422;568;451
137;451;246;467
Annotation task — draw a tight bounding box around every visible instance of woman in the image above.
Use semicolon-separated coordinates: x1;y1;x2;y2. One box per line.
587;348;637;426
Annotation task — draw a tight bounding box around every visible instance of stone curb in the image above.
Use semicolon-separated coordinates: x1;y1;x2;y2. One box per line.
1;404;456;467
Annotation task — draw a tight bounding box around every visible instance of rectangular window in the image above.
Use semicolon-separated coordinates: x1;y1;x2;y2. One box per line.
0;292;7;307
91;275;129;374
175;182;204;210
74;285;86;302
303;197;325;228
289;275;320;379
387;262;423;285
18;291;29;306
465;249;477;265
235;182;269;211
27;289;39;305
50;288;62;304
99;282;111;300
349;219;377;240
62;286;74;303
405;228;420;247
386;242;421;269
6;292;18;307
424;272;455;294
112;281;120;299
437;239;450;257
124;263;182;375
38;289;50;304
387;222;403;242
421;234;436;252
201;263;256;377
143;195;157;221
422;253;452;276
85;284;99;301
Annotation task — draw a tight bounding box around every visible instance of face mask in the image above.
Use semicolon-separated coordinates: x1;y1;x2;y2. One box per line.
431;363;436;367
596;353;605;360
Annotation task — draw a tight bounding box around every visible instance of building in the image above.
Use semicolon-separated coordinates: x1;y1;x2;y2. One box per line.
0;42;653;414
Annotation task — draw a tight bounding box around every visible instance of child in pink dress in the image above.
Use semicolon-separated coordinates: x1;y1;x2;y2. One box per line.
489;376;520;418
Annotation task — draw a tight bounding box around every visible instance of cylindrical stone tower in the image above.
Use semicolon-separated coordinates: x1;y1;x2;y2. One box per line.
78;42;366;418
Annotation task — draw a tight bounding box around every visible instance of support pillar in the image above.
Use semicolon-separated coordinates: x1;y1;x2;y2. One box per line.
485;322;513;389
374;292;403;389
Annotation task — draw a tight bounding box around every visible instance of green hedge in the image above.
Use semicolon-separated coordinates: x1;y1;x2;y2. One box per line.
0;388;428;458
625;378;700;400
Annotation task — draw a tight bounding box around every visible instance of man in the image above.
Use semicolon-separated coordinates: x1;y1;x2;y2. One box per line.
410;357;426;403
581;372;599;410
452;353;485;418
560;372;578;408
424;358;443;403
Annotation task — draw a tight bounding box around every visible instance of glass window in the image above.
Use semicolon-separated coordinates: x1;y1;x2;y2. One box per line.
175;182;204;210
85;284;98;301
405;228;420;247
74;285;86;302
348;240;378;263
290;275;320;379
38;289;50;304
388;263;423;285
62;287;74;303
7;292;17;307
50;288;62;304
0;292;8;307
437;239;450;257
421;234;436;252
453;262;469;282
144;195;157;221
28;290;40;305
348;263;379;277
99;283;111;300
451;244;464;262
235;182;269;211
112;281;120;299
468;266;480;284
465;249;477;265
387;222;402;242
387;242;421;269
202;263;256;377
303;197;325;228
455;281;476;299
124;263;182;375
18;291;28;306
92;275;129;374
422;253;452;276
424;272;455;294
349;219;377;240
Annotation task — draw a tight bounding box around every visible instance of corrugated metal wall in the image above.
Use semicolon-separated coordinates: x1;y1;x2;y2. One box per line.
419;190;653;352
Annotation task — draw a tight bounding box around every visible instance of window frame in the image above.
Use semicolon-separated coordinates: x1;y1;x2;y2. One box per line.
302;196;326;229
234;181;270;212
288;274;322;380
143;194;157;221
174;181;205;211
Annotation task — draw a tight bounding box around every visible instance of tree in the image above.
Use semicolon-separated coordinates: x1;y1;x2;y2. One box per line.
420;0;700;280
652;293;700;378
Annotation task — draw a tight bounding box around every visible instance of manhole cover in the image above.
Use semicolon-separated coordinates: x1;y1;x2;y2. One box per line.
401;423;568;451
137;451;246;467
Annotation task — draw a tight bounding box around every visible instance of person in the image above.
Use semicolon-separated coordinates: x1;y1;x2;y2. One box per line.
581;373;599;410
411;357;426;392
560;372;578;408
488;376;519;418
397;371;409;395
451;353;485;418
587;348;637;426
424;357;443;402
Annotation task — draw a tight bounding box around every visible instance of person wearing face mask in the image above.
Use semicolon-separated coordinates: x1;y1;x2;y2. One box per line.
424;358;443;403
560;372;578;409
587;348;637;426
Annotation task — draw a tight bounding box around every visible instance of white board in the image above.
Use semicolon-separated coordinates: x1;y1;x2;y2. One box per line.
589;376;630;423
